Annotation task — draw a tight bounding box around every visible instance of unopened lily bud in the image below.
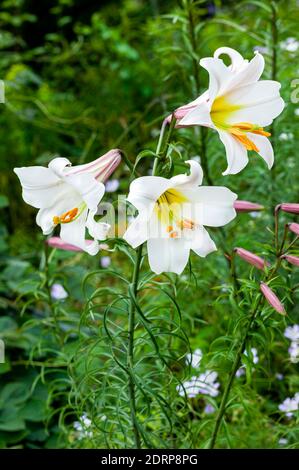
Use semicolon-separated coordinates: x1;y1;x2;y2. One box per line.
47;236;91;252
280;203;299;215
260;282;286;315
281;255;299;267
233;200;264;212
288;223;299;236
234;247;268;270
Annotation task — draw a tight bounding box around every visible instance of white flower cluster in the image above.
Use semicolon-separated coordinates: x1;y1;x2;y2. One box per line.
284;325;299;363
73;413;93;440
236;347;259;377
278;393;299;418
280;37;299;53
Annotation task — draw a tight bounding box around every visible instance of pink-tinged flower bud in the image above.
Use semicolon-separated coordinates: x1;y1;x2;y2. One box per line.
260;282;286;315
281;255;299;267
47;236;91;252
233;200;264;213
280;203;299;215
234;247;268;270
288;223;299;236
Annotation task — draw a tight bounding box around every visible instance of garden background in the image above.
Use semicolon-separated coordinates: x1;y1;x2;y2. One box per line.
0;0;298;449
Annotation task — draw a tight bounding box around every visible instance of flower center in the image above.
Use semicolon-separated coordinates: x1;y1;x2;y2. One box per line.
53;207;79;225
210;96;271;152
155;189;196;238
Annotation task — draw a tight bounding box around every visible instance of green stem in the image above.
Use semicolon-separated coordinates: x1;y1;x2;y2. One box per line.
127;245;143;448
270;1;278;207
152;115;176;176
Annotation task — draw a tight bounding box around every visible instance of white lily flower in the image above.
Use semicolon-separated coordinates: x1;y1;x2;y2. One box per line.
177;47;284;175
123;160;237;274
14;149;121;254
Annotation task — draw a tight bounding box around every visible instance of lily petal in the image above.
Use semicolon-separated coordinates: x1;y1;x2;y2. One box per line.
170;160;203;189
190;226;217;257
247;133;274;169
147;237;190;275
218;130;249;175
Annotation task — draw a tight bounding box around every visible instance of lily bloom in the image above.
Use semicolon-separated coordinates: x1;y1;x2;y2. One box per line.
260;282;285;315
14;150;121;254
174;47;284;175
123;160;237;274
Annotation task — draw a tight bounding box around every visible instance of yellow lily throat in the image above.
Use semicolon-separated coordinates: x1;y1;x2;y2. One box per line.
53;204;86;226
155;188;196;238
211;96;271;152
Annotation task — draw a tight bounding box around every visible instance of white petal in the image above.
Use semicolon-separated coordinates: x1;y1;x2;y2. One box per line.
191;226;217;257
123;214;149;249
224;80;285;126
36;189;82;235
147;237;190;274
127;176;171;214
59;208;99;255
48;157;72;177
214;47;247;73
199;57;232;101
170;160;203;189
183;185;237;227
65;173;105;211
14;166;63;209
86;210;110;240
247;133;274;169
218;130;249;175
66;149;122;183
224;52;265;92
178;101;214;127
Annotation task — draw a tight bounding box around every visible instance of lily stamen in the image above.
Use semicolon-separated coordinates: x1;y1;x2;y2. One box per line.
53;207;79;225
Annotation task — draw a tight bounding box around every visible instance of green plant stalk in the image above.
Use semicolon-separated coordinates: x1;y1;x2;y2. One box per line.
127;244;143;448
209;247;286;449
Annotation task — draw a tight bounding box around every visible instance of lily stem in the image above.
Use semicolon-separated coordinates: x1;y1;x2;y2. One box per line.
127;244;143;448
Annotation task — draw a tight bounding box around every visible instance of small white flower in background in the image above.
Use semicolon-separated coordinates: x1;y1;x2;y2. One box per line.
73;413;93;439
279;132;294;141
191;155;201;163
275;373;284;381
100;256;111;268
284;325;299;342
204;403;215;414
177;371;220;399
288;342;299;363
50;283;68;300
284;325;299;363
253;46;269;54
249;211;262;219
14;150;121;254
278;394;299;418
105;179;120;193
278;438;288;446
295;109;299;117
280;37;299;52
176;47;284;175
124;160;237;274
186;349;203;369
236;347;259;377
